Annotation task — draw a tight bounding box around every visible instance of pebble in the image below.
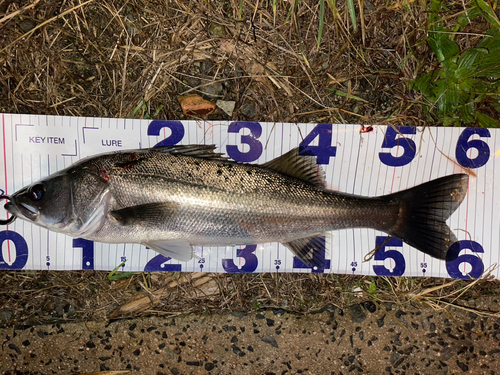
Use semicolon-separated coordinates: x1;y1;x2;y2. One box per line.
240;102;257;119
216;100;236;116
350;304;367;323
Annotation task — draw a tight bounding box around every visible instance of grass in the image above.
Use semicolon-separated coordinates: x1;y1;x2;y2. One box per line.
411;0;500;126
0;0;500;325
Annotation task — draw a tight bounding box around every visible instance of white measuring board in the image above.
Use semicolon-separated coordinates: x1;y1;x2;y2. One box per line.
0;113;498;279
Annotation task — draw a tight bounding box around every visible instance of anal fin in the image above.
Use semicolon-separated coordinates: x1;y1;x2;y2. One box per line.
283;235;329;269
145;239;194;262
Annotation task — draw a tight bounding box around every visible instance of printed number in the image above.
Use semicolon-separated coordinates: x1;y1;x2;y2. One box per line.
147;120;185;147
198;258;206;270
46;255;50;267
0;230;28;270
455;128;491;168
222;244;258;273
351;261;358;272
73;238;95;270
446;240;484;280
298;124;337;164
274;259;281;270
379;126;416;167
226;122;262;162
292;237;331;274
372;236;406;276
144;254;182;272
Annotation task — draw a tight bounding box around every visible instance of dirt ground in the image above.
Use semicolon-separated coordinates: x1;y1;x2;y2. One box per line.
1;0;500;374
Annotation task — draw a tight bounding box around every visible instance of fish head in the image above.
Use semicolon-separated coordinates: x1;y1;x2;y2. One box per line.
5;172;74;230
5;165;112;237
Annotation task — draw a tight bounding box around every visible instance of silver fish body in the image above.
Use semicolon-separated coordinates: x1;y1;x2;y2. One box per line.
4;145;468;265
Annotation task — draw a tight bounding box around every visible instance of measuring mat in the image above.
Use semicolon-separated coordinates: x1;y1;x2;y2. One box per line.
0;114;498;279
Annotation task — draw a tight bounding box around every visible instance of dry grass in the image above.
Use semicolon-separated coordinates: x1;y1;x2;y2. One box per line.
0;0;436;124
0;0;499;326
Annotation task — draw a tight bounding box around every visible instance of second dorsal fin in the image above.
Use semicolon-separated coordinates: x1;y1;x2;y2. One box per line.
261;148;326;188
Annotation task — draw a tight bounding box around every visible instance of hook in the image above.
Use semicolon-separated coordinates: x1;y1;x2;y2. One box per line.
0;195;16;225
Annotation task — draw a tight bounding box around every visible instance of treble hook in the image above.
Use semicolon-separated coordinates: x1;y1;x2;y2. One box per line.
0;195;16;225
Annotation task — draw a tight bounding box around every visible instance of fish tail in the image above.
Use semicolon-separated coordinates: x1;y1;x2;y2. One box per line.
384;174;469;260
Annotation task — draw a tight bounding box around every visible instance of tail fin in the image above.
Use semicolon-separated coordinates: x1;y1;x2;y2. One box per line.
385;174;469;260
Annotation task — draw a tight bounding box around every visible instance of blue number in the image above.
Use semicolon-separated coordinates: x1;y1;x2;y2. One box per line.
226;122;262;162
379;126;416;167
372;236;406;276
147;120;185;147
144;254;182;272
455;128;490;168
446;240;484;279
73;238;94;270
298;124;337;165
222;244;258;273
292;237;331;274
0;231;28;269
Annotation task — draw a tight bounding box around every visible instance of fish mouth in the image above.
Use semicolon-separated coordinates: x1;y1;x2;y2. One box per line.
4;201;38;222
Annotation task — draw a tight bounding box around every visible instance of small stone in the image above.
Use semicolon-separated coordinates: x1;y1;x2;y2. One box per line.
350;304;367;323
377;314;386;327
261;335;278;348
200;81;224;98
205;362;215;371
216;100;236;116
230;311;247;319
240;102;257;119
19;19;36;33
390;351;401;364
363;301;376;313
231;344;245;356
209;22;227;38
0;310;13;323
85;341;96;349
456;360;468;372
8;344;21;354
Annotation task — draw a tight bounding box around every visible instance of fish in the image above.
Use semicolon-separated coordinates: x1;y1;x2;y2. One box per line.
3;145;468;267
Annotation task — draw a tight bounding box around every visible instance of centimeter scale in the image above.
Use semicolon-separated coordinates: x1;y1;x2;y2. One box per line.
0;114;498;279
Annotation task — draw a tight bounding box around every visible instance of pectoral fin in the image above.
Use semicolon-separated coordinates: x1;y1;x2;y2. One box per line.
110;202;178;226
283;235;328;269
145;239;194;262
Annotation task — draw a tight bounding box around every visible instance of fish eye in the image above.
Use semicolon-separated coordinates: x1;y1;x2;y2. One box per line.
29;184;45;201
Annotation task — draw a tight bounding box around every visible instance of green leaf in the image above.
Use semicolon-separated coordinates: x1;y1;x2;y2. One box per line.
318;0;325;47
455;48;487;79
325;87;368;102
458;102;476;123
347;0;357;30
474;0;500;29
108;260;136;280
442;115;460;126
476;111;500;127
368;282;377;294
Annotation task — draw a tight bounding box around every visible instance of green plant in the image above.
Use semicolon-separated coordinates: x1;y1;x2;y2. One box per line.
108;260;136;281
412;0;500;126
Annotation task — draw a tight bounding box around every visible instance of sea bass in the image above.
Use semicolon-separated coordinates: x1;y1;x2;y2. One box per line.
3;145;468;266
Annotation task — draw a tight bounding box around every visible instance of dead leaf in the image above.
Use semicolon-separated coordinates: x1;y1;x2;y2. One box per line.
178;94;216;116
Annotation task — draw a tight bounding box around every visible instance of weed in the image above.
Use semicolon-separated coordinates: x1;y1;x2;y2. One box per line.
412;0;500;126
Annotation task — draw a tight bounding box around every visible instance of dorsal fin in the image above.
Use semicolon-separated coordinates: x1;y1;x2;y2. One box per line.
262;148;326;188
152;144;229;161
